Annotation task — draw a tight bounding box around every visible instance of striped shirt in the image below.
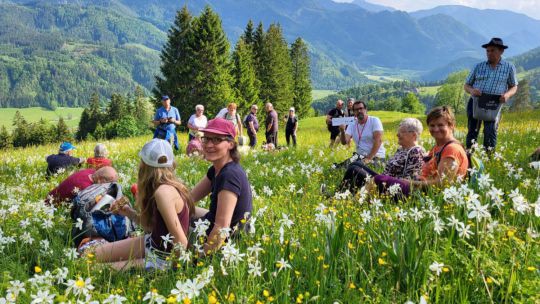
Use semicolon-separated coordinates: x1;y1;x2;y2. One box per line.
465;59;518;95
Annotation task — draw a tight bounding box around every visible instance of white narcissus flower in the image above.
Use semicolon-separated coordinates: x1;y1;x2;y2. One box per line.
75;218;84;230
276;258;292;272
103;294;128;304
160;233;174;250
429;261;444;276
30;289;55;304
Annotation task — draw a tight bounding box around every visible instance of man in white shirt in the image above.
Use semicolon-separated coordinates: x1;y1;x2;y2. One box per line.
339;100;385;163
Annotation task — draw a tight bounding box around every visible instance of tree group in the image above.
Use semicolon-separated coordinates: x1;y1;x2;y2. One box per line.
154;6;312;122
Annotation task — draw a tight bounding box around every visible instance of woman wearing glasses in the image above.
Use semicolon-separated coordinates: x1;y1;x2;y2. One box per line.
190;118;253;256
374;106;469;197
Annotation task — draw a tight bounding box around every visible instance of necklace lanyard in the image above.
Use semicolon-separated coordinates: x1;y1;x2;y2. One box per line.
355;116;368;143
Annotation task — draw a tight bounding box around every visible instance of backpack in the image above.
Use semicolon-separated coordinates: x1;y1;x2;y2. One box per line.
242;114;250;129
70;183;134;247
434;141;484;186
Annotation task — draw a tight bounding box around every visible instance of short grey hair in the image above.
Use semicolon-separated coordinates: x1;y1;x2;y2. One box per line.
399;118;423;136
195;104;204;111
251;104;258;110
94;143;108;158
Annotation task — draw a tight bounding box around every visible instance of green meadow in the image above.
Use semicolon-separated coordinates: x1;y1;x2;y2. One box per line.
0;111;538;303
0;107;84;130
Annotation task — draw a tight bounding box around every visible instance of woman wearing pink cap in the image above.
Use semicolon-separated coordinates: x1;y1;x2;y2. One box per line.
92;139;193;270
191;118;253;256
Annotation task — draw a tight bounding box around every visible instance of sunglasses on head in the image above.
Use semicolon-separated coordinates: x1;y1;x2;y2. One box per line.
201;136;231;144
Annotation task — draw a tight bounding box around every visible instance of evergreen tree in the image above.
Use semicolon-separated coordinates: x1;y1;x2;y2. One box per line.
259;23;293;114
93;123;106;140
77;92;102;140
76;109;91;140
290;37;312;118
12;111;29;147
510;79;532;112
154;6;194;119
232;39;259;112
189;5;233;116
56;117;71;142
107;93;128;121
134;85;152;132
252;22;266;91
401;93;425;114
0;126;12;149
243;20;255;45
382;96;402;111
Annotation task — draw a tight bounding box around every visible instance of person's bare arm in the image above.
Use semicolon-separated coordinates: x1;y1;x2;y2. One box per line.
191;177;212;203
155;185;189;250
364;131;383;162
339;125;351;145
410;157;460;189
202;190;237;255
500;85;518;103
464;84;481;97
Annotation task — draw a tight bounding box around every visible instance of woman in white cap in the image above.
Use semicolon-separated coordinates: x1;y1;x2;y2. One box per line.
93;138;193;270
191;118;253;256
285;107;298;146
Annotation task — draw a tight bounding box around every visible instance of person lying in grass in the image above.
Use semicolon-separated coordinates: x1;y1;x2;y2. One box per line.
190;118;253;256
92;139;193;270
373;106;469;197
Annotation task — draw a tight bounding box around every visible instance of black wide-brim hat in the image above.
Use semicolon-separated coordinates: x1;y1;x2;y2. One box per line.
482;37;508;49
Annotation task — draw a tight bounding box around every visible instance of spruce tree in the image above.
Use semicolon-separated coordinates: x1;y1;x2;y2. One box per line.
107;93;127;121
154;6;194;120
12;111;28;147
252;22;266;90
510;79;532;112
290;37;312;118
189;5;233;116
77;92;102;140
232;39;260;112
259;23;293;114
134;86;152;131
243;20;255;45
0;125;12;149
56;117;71;142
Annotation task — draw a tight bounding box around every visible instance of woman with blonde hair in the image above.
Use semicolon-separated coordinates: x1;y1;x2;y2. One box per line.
222;102;243;136
93;139;193;270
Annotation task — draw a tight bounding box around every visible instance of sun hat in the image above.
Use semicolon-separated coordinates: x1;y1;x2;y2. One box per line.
200;118;236;138
139;138;174;168
59;142;76;153
482;37;508;49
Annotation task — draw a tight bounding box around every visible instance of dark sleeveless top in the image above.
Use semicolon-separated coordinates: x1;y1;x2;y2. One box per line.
150;197;190;252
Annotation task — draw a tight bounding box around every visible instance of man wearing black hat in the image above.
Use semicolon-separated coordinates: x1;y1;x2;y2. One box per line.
463;38;518;151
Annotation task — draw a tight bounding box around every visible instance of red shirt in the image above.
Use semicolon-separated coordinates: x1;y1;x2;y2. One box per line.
86;157;112;169
45;169;95;205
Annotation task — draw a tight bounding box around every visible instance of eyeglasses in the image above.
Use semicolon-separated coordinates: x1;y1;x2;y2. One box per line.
201;136;230;144
353;107;366;112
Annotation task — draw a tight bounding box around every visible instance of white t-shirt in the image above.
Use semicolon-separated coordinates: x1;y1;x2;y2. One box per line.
345;116;385;158
188;114;208;135
216;108;228;119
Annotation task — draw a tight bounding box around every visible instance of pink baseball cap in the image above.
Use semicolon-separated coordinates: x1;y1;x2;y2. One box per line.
200;118;236;138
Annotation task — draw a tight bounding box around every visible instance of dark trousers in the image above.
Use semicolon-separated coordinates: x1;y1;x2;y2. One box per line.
285;129;296;146
266;131;278;146
248;131;257;148
466;98;498;150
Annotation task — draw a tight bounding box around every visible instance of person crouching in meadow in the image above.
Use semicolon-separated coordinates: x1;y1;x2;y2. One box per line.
190;118;253;256
337;118;425;194
373;106;469;197
92;139;193;270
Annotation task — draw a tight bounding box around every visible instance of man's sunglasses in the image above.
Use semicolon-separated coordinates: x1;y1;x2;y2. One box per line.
201;136;231;144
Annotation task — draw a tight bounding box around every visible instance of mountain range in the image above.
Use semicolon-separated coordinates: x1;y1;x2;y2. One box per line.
1;0;539;107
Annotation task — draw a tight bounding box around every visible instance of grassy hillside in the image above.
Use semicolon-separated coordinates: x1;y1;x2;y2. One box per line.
0;110;538;302
0;107;84;130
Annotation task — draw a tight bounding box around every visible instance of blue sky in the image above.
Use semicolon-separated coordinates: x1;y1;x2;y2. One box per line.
334;0;540;19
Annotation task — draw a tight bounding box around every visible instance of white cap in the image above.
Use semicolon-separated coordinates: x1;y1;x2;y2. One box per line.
139;139;174;168
289;107;295;112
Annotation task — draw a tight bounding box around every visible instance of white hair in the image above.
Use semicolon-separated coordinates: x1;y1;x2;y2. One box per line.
195;104;204;111
94;143;108;158
399;118;423;136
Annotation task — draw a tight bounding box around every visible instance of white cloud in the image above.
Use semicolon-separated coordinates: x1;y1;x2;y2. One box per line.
334;0;540;20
